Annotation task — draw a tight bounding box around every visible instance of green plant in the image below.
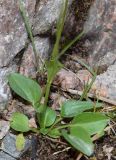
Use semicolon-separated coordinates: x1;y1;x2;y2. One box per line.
8;0;110;156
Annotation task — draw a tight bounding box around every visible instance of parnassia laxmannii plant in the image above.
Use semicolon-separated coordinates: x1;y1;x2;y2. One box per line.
8;0;110;156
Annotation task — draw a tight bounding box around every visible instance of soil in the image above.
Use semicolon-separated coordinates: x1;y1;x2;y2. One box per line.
21;135;76;160
20;132;116;160
4;0;116;160
95;135;116;160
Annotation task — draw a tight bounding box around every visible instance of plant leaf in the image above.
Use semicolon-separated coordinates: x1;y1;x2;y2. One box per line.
10;112;30;132
70;112;109;135
51;0;68;59
62;128;94;156
48;128;61;138
58;31;84;59
38;108;56;128
61;100;102;118
8;73;42;106
16;134;25;151
46;60;63;82
40;128;48;135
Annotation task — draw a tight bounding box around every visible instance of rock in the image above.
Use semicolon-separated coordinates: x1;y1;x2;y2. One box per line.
84;0;116;68
19;37;51;77
0;0;37;112
75;64;116;101
92;62;116;101
82;0;116;101
29;118;37;128
0;151;16;160
76;69;92;84
0;120;10;140
1;133;31;158
33;0;73;35
53;69;81;91
0;0;72;113
50;93;67;110
0;65;17;112
0;0;36;67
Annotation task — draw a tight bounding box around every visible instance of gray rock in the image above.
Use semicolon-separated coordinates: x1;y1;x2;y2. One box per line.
0;120;10;140
33;0;72;35
84;0;116;68
0;65;17;112
1;133;31;158
0;0;36;112
82;0;116;101
0;151;16;160
0;0;36;67
19;37;51;77
93;62;116;101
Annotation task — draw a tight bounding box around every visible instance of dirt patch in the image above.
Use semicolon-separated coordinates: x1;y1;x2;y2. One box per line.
95;134;116;160
21;135;76;160
20;133;116;160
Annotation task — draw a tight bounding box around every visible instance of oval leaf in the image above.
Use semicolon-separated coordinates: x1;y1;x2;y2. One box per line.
61;100;102;117
70;112;109;135
8;73;42;105
10;112;30;132
16;134;25;151
48;128;61;138
62;128;94;156
38;108;56;128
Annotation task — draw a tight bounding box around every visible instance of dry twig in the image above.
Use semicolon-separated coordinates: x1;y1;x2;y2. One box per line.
67;89;116;106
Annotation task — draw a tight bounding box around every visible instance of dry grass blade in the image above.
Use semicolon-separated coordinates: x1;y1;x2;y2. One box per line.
53;147;71;155
76;153;83;160
19;0;44;70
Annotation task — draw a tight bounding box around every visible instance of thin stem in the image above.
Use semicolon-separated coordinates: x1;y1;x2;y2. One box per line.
57;31;84;60
94;98;99;112
31;128;39;134
43;0;68;108
71;57;95;76
44;80;52;108
56;124;72;130
47;117;63;133
80;73;97;101
52;0;68;59
51;117;62;129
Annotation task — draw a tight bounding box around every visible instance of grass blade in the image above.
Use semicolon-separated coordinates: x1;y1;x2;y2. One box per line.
57;31;84;59
19;0;44;69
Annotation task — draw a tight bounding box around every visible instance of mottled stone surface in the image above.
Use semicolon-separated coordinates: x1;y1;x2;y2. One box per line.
54;69;81;91
0;0;73;112
0;0;36;67
84;0;116;68
33;0;72;35
0;120;10;139
1;133;31;158
93;62;116;100
0;0;36;112
83;0;116;101
0;65;17;112
19;37;51;77
0;151;16;160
